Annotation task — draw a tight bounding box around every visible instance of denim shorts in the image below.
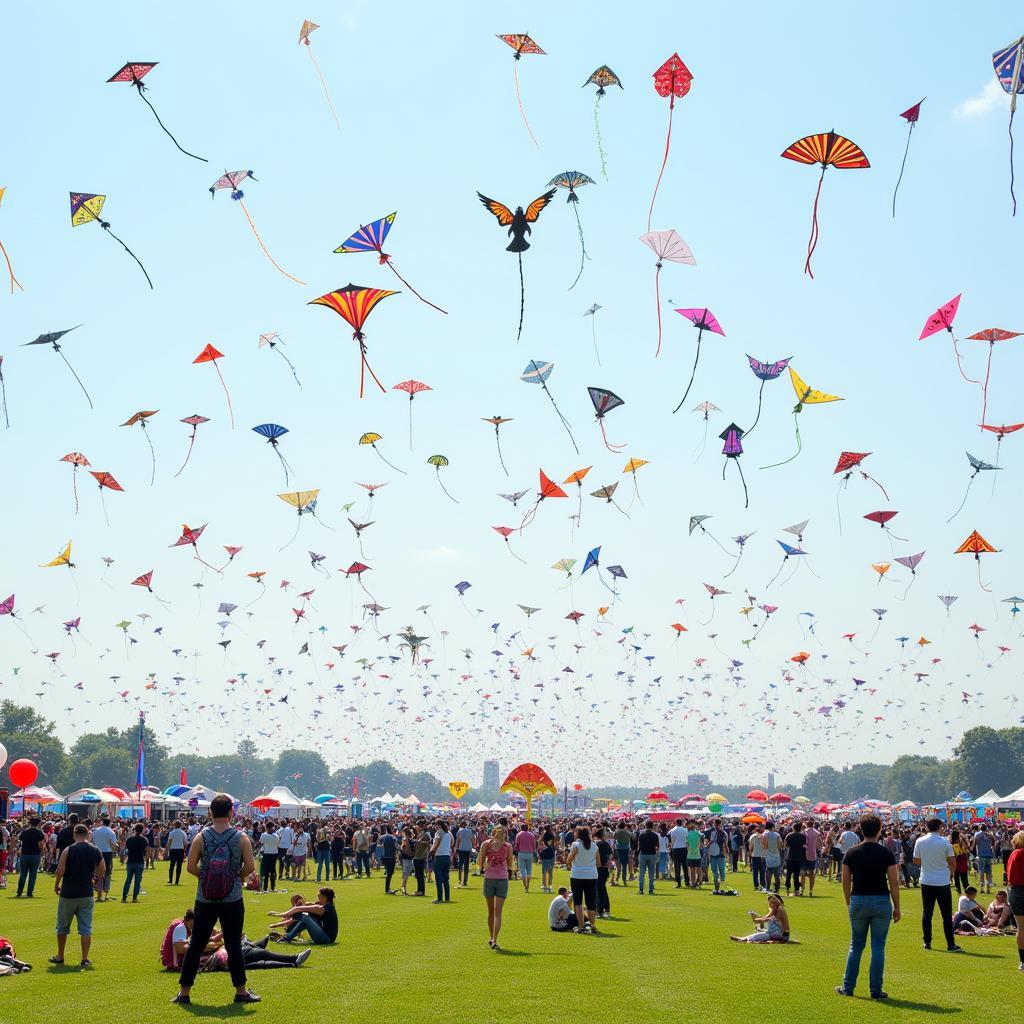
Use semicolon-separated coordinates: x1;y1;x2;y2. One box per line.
56;896;95;936
517;853;534;877
482;877;509;899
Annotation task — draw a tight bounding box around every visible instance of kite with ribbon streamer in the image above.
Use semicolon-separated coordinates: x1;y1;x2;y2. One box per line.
298;20;339;129
175;414;209;477
894;551;925;599
780;131;869;277
107;62;206;161
563;465;591;527
121;410;159;486
519;469;568;531
24;328;92;409
170;523;222;574
955;530;998;591
427;455;458;503
691;401;720;458
980;422;1023;492
392;379;432;449
259;333;302;388
482;416;513;476
131;570;172;609
671;307;724;409
919;294;978;385
547;171;595;289
639;230;695;356
967;327;1020;425
496;34;544;147
719;423;749;508
648;53;693;231
588;387;626;451
689;515;731;556
947;452;1000;522
69;192;152;289
744;355;792;435
583;66;622;180
0;187;22;293
252;424;294;485
863;510;908;543
192;345;234;428
521;360;579;454
892;99;924;217
622;457;648;508
358;432;405;474
993;37;1024;214
60;452;90;514
761;367;843;469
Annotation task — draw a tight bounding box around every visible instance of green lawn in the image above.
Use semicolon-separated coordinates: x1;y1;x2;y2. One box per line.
0;864;1015;1019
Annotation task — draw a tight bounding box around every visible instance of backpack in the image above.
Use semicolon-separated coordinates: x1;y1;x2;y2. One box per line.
160;920;182;969
199;827;238;901
709;829;725;857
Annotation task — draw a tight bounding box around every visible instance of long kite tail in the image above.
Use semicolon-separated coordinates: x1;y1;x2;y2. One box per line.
513;61;539;148
892;125;913;218
56;348;93;409
568;202;589;291
981;343;993;426
654;264;663;356
691;416;709;460
174;431;197;478
594;94;609;181
760;411;802;469
212;362;234;428
598;419;625;452
374;445;407;474
72;467;80;515
494;429;509;476
591;316;601;366
949;331;981;384
647;96;674;233
408;399;414;450
0;239;23;293
103;226;153;289
279;518;302;551
978;557;991;592
1011;107;1018;217
722;549;744;579
98;486;110;527
734;459;750;509
804;165;826;278
863;471;890;501
945;474;976;523
505;540;527;565
357;342;386;398
245;584;266;609
236;200;306;285
143;426;157;486
747;380;767;436
516;250;525;341
765;560;787;589
275;345;302;387
306;43;340;130
835;477;847;534
275;446;293;486
136;89;208;162
435;472;459;504
672;334;703;413
384;259;447;314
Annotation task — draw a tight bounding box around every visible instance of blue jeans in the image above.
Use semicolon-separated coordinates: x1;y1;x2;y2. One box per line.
122;861;144;901
434;854;451;900
750;856;765;890
283;912;332;944
764;862;781;892
356;851;371;876
17;854;40;896
638;853;657;893
710;854;726;886
615;848;630;883
315;848;330;881
843;895;892;995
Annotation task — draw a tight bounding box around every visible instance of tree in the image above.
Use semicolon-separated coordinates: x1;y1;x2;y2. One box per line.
275;750;330;798
954;726;1024;796
65;725;172;792
0;701;56;738
885;756;954;805
0;731;69;790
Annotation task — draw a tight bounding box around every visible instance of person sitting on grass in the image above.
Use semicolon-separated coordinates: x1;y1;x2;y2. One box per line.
270;887;338;945
730;893;790;943
162;909;311;970
548;886;578;932
983;891;1013;931
953;886;985;933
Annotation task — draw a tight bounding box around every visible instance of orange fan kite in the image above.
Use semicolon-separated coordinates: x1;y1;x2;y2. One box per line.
954;530;999;591
501;762;557;822
519;469;567;531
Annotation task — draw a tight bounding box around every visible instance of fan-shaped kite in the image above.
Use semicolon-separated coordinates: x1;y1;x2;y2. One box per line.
358;432;405;474
547;171;595;289
892;99;924;217
671;307;724;407
640;230;695;357
492;526;526;564
69;192;152;289
622;457;648;507
648;53;693;232
60;452;90;514
298;20;339;130
392;379;432;449
979;422;1024;488
521;360;578;454
427;455;458;504
500;762;556;822
919;294;978;384
89;470;123;525
175;414;209;478
587;387;625;452
583;66;622;179
955;530;998;591
496;34;545;148
719;423;749;508
482;416;513;476
252;423;294;485
744;355;792;435
259;332;302;388
993;36;1024;214
0;187;22;294
761;367;843;469
947;452;1000;522
780;131;869;278
121;410;158;486
968;327;1021;425
277;489;327;550
192;344;233;428
24;326;92;409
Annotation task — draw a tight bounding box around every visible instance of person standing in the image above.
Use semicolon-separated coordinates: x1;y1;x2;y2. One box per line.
51;823;104;967
513;823;537;892
686;820;703;889
353;824;371;878
477;825;513;950
668;817;687;888
291;825;309;882
15;816;44;898
412;824;429;897
454;820;475;888
784;821;806;897
121;823;149;903
379;826;398;893
430;821;452;903
258;825;279;893
55;813;78;863
636;820;659;895
803;820;821;896
595;826;613;918
706;819;729;894
90;817;118;903
276;821;294;881
167;820;187;885
613;822;631;886
314;826;330;883
1005;830;1024;972
835;814;900;999
566;826;600;933
972;824;995;895
749;827;766;892
762;822;782;894
913;818;962;953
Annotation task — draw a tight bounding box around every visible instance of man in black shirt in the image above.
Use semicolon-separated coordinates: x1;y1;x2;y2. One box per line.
55;813;79;860
122;823;149;903
836;814;901;1000
16;816;44;897
53;824;104;966
637;821;660;894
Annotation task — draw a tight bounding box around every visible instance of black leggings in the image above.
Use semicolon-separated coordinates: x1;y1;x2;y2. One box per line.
167;849;184;884
331;852;344;878
570;877;597;911
260;853;277;891
921;883;956;949
730;849;740;871
179;899;246;988
954;870;970;894
785;862;802;892
596;867;610;914
382;858;396;892
413;859;426;895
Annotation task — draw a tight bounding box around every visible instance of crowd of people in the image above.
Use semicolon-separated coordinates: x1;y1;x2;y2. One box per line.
2;801;1022;1004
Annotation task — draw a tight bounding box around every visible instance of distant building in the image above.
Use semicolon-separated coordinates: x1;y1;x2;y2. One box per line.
687;773;711;789
483;759;500;791
767;772;776;793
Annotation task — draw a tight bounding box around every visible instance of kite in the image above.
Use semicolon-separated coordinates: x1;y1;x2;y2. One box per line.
690;400;721;458
392;379;432;448
671;308;724;409
582;546;616;597
583;66;621;180
919;294;978;385
719;423;749;508
41;540;79;600
547;171;595;289
0;356;8;429
892;99;924;217
872;562;891;584
979;422;1024;491
277;490;327;550
520;360;579;454
648;53;693;232
563;465;591;526
120;410;158;486
24;327;92;408
106;62;206;162
993;36;1024;214
69;192;152;289
0;187;22;293
780;131;869;277
744;355;792;435
863;510;908;543
170;523;222;574
766;541;808;588
252;424;294;485
398;630;430;666
309;284;399;398
519;469;568;531
346;518;374;560
131;570;171;609
89;471;123;526
833;451;890;531
783;520;808;544
60;452;90;514
358;432;405;474
700;583;728;625
175;414;209;478
967;327;1021;425
193;345;234;428
259;333;302;388
496;34;545;148
894;551;925;599
343;562;377;604
499;490;528;507
723;532;756;579
622;457;648;508
689;515;730;556
588;387;625;452
427;455;458;504
244;570;267;607
640;230;695;357
761;366;843;469
583;303;602;364
492;526;526;565
955;530;998;591
589;482;630;520
482;416;513;476
938;594;958;618
209;170;304;284
947;452;1000;522
334;213;446;314
298;20;339;130
477;188;556;340
500;762;556;822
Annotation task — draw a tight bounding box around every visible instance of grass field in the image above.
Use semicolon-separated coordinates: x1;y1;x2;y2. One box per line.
0;863;1015;1019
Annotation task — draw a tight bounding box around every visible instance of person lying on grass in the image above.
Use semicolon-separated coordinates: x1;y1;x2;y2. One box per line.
730;894;791;943
162;909;312;970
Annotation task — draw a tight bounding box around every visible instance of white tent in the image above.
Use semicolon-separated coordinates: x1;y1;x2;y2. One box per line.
975;789;1002;805
993;784;1024;809
263;785;304;812
65;787;120;805
469;802;488;812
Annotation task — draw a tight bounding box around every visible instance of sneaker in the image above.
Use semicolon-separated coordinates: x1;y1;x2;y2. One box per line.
834;986;853;997
234;991;261;1004
871;992;889;1000
922;942;931;950
80;959;93;968
946;945;964;953
170;994;191;1005
295;949;311;967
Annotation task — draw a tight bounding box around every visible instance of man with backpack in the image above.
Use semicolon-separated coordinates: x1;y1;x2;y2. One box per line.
172;794;259;1006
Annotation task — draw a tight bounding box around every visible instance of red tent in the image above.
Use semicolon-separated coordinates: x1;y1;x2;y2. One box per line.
746;789;768;801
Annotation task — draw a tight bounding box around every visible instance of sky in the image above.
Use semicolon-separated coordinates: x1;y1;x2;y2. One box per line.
0;4;1022;794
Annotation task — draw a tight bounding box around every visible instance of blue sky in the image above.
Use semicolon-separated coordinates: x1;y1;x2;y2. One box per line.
0;4;1021;793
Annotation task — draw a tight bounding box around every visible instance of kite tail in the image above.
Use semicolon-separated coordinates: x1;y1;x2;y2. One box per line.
137;89;208;162
654;264;663;357
591;316;601;366
544;385;580;455
765;561;786;589
305;43;340;130
358;343;386;397
863;472;890;501
835;477;846;534
56;348;93;409
312;510;334;531
98;487;110;527
945;474;975;523
594;93;608;181
384;259;447;314
734;459;750;509
722;549;744;579
275;345;302;387
373;445;407;474
435;471;459;504
568;202;589;291
0;239;23;293
102;226;153;289
494;430;509;476
194;553;224;576
672;335;702;413
72;467;79;515
275;446;293;486
245;585;266;609
981;344;993;426
505;540;527;565
140;425;157;486
892;125;913;218
516;250;525;342
513;60;539;149
699;600;716;627
279;518;302;551
358;578;378;607
899;573;916;602
1011;107;1018;217
804;165;825;279
408;398;414;450
978;558;991;592
212;362;235;428
691;417;709;460
760;411;802;469
647;97;674;233
705;527;732;557
950;332;981;384
598;419;625;452
632;474;644;507
885;527;909;543
747;380;766;436
154;593;173;610
518;501;539;533
174;432;197;478
236;200;306;285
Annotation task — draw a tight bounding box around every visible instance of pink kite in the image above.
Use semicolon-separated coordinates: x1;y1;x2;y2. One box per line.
892;99;924;217
392;379;432;449
648;53;693;232
919;294;978;385
639;230;695;357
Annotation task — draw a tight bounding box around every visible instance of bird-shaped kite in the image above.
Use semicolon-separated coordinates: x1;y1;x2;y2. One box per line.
892;99;924;217
947;452;1000;522
744;356;792;435
967;327;1021;425
547;171;595;289
639;230;695;357
477;189;556;340
42;541;79;601
170;523;222;574
175;414;209;477
209;170;304;284
106;62;207;162
993;36;1024;214
24;327;92;409
121;410;159;486
69;193;152;289
583;66;622;180
765;540;811;589
392;379;432;449
259;333;302;388
723;532;755;579
719;423;749;508
309;284;399;397
496;34;545;147
298;20;339;130
955;530;998;591
482;416;513;476
427;455;458;503
358;432;405;474
519;469;568;531
520;360;578;454
919;294;978;385
671;308;724;408
780;131;869;278
588;387;625;452
648;53;693;232
252;424;294;485
761;367;843;469
700;582;728;625
0;187;22;293
89;471;123;525
192;345;233;428
60;452;90;514
334;213;446;314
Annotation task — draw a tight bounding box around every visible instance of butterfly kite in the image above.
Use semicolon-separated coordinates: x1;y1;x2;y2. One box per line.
639;230;695;357
69;193;152;289
175;414;209;477
520;360;578;454
298;20;339;129
24;327;92;409
671;308;724;410
993;36;1024;214
892;99;924;217
392;379;432;449
0;187;22;293
547;171;595;289
744;355;792;435
648;53;693;232
583;66;622;180
761;366;842;469
496;34;544;147
252;424;294;485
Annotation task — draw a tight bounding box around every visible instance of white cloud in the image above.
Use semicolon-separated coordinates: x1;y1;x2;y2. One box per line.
953;79;1004;119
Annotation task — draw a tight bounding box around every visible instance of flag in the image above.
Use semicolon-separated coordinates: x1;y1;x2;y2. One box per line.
352;776;360;799
180;767;187;786
135;713;147;789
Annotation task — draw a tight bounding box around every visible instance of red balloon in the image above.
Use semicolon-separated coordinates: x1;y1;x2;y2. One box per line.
9;758;38;788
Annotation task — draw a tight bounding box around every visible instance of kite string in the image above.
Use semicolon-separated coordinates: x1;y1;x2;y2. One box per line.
0;373;8;429
102;225;153;289
654;264;663;357
56;348;93;409
949;331;981;385
542;382;580;455
373;445;407;474
174;430;197;478
863;472;890;501
213;362;235;429
594;93;608;181
945;473;976;523
384;259;447;315
760;410;802;470
981;343;993;426
142;424;157;486
408;398;414;451
647;97;674;233
275;345;302;387
513;60;539;149
672;333;703;413
494;428;509;476
435;470;459;504
804;166;825;278
72;467;79;515
747;380;767;436
305;43;340;130
0;239;23;293
892;124;913;218
590;315;601;366
691;416;709;460
136;88;208;162
236;200;306;285
568;201;589;291
978;558;991;592
1011;107;1018;217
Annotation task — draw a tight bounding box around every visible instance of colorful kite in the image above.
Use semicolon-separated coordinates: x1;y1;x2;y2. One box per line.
919;294;978;384
392;379;432;449
259;333;302;388
427;454;458;503
358;432;405;474
60;452;90;515
193;345;234;428
482;416;513;476
496;34;545;147
947;452;1000;522
252;424;294;485
120;410;159;486
583;66;622;179
589;482;630;520
954;530;998;591
519;469;568;531
106;62;206;162
892;99;924;217
761;366;843;469
0;187;23;293
298;20;339;129
671;308;724;409
69;193;152;289
780;131;869;277
967;327;1020;425
863;510;907;543
477;188;556;340
169;522;222;574
587;387;625;451
766;540;808;589
24;327;91;408
719;423;749;507
547;171;595;289
520;360;579;454
622;457;648;507
993;36;1024;214
639;230;695;357
833;451;890;531
562;465;591;526
894;551;925;599
648;53;693;232
500;762;556;822
175;414;209;478
744;355;792;435
277;490;326;550
131;570;171;609
723;531;756;579
492;525;526;564
89;471;123;525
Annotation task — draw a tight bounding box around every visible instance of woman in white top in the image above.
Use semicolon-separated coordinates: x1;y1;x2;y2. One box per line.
430;823;453;904
565;826;600;934
259;826;279;893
